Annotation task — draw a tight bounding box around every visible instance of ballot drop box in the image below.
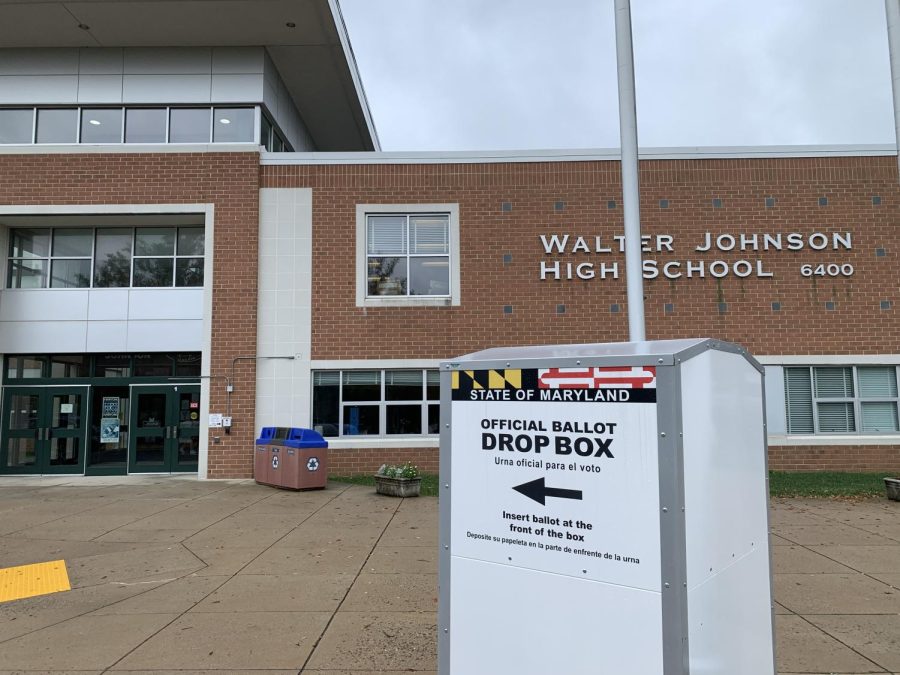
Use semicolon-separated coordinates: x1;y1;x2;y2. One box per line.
438;339;775;675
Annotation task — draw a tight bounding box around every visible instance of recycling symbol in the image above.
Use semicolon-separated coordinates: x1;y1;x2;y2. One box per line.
271;455;279;469
306;457;320;472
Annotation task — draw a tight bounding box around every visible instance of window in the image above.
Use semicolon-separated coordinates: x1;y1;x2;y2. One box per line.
36;108;78;143
356;204;460;307
80;108;123;143
785;366;900;434
0;109;33;143
213;107;254;142
3;353;200;381
7;226;204;289
126;108;167;143
312;369;440;438
169;107;211;143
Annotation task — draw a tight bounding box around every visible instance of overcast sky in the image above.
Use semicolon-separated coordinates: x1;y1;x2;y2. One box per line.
340;0;894;151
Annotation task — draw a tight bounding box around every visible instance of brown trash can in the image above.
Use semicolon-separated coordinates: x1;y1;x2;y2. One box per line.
254;427;291;487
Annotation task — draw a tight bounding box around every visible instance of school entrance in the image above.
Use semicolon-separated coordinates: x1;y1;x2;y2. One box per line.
0;353;201;475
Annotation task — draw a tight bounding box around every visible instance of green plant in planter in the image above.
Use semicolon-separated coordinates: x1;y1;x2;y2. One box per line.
375;462;422;497
377;462;420;479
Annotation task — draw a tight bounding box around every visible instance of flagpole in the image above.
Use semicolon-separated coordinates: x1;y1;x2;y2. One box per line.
885;0;900;180
614;0;646;341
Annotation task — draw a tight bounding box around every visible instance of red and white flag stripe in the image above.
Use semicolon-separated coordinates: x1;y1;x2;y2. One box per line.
537;366;656;390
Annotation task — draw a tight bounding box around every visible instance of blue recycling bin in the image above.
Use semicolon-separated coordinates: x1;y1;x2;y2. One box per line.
255;427;327;490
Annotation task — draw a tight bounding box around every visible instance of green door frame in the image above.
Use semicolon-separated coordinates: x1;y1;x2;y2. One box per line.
129;384;200;473
0;385;89;475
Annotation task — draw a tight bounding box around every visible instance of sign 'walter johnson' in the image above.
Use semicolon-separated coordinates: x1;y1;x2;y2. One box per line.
449;365;661;590
539;230;854;280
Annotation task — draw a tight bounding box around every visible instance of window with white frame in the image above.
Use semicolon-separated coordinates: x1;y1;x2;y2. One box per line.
312;369;440;438
784;366;899;434
6;226;204;289
356;205;460;306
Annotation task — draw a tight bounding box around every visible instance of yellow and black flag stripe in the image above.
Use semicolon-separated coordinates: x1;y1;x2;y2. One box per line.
451;369;539;399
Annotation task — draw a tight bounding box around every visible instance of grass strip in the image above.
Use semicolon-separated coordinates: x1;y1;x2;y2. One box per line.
769;471;892;498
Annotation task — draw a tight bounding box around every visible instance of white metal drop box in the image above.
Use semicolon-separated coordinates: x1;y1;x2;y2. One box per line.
438;338;774;675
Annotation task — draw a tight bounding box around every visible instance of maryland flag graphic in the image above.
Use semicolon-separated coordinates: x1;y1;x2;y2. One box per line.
451;368;524;392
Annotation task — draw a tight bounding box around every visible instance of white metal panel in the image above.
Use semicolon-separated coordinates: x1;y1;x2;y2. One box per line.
78;48;124;75
450;557;664;675
0;320;87;353
123;47;212;74
254;188;313;434
680;349;774;674
86;320;127;352
685;550;775;675
0;48;78;75
0;76;78;104
212;47;264;74
77;75;124;103
125;319;203;351
86;289;129;321
764;366;787;435
122;74;211;103
127;288;203;321
210;73;264;103
0;290;89;322
451;396;661;590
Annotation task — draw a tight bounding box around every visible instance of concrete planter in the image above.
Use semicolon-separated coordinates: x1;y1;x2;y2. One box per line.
374;475;421;498
885;477;900;501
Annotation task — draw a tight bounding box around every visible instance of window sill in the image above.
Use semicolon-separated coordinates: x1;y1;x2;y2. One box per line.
325;437;440;450
360;296;455;308
768;434;900;446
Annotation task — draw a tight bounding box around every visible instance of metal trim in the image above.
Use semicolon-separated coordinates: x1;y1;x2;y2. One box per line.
440;354;674;371
437;363;453;675
674;338;765;375
656;363;690;673
760;369;778;674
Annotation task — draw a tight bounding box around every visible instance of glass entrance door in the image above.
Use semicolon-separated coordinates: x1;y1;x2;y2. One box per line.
129;385;200;472
1;386;88;474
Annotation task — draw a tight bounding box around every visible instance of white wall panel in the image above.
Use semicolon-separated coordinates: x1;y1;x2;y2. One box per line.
0;48;78;75
0;321;87;353
0;76;78;104
86;289;129;321
78;48;124;75
77;75;124;103
255;188;312;433
85;320;128;352
122;74;212;103
212;47;264;74
127;289;203;321
0;291;89;322
124;47;212;74
211;74;264;103
126;319;203;351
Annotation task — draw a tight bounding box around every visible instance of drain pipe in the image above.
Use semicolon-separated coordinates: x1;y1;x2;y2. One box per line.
886;0;900;179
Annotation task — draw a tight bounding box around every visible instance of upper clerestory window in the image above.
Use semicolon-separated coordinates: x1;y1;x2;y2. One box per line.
0;105;290;148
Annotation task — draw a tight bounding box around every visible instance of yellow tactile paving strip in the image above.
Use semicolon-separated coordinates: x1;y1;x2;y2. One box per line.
0;560;71;603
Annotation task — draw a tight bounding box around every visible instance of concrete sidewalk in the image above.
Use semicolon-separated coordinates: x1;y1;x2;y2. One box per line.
0;477;897;674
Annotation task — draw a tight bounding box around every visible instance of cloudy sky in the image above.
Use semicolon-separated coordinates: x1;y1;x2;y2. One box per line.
340;0;894;151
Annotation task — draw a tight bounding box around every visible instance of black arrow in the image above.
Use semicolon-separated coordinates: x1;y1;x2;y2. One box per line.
512;477;583;506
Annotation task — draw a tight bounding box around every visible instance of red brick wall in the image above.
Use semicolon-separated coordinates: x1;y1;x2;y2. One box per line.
768;444;900;472
328;447;439;475
262;156;897;358
263;155;899;473
0;151;261;478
